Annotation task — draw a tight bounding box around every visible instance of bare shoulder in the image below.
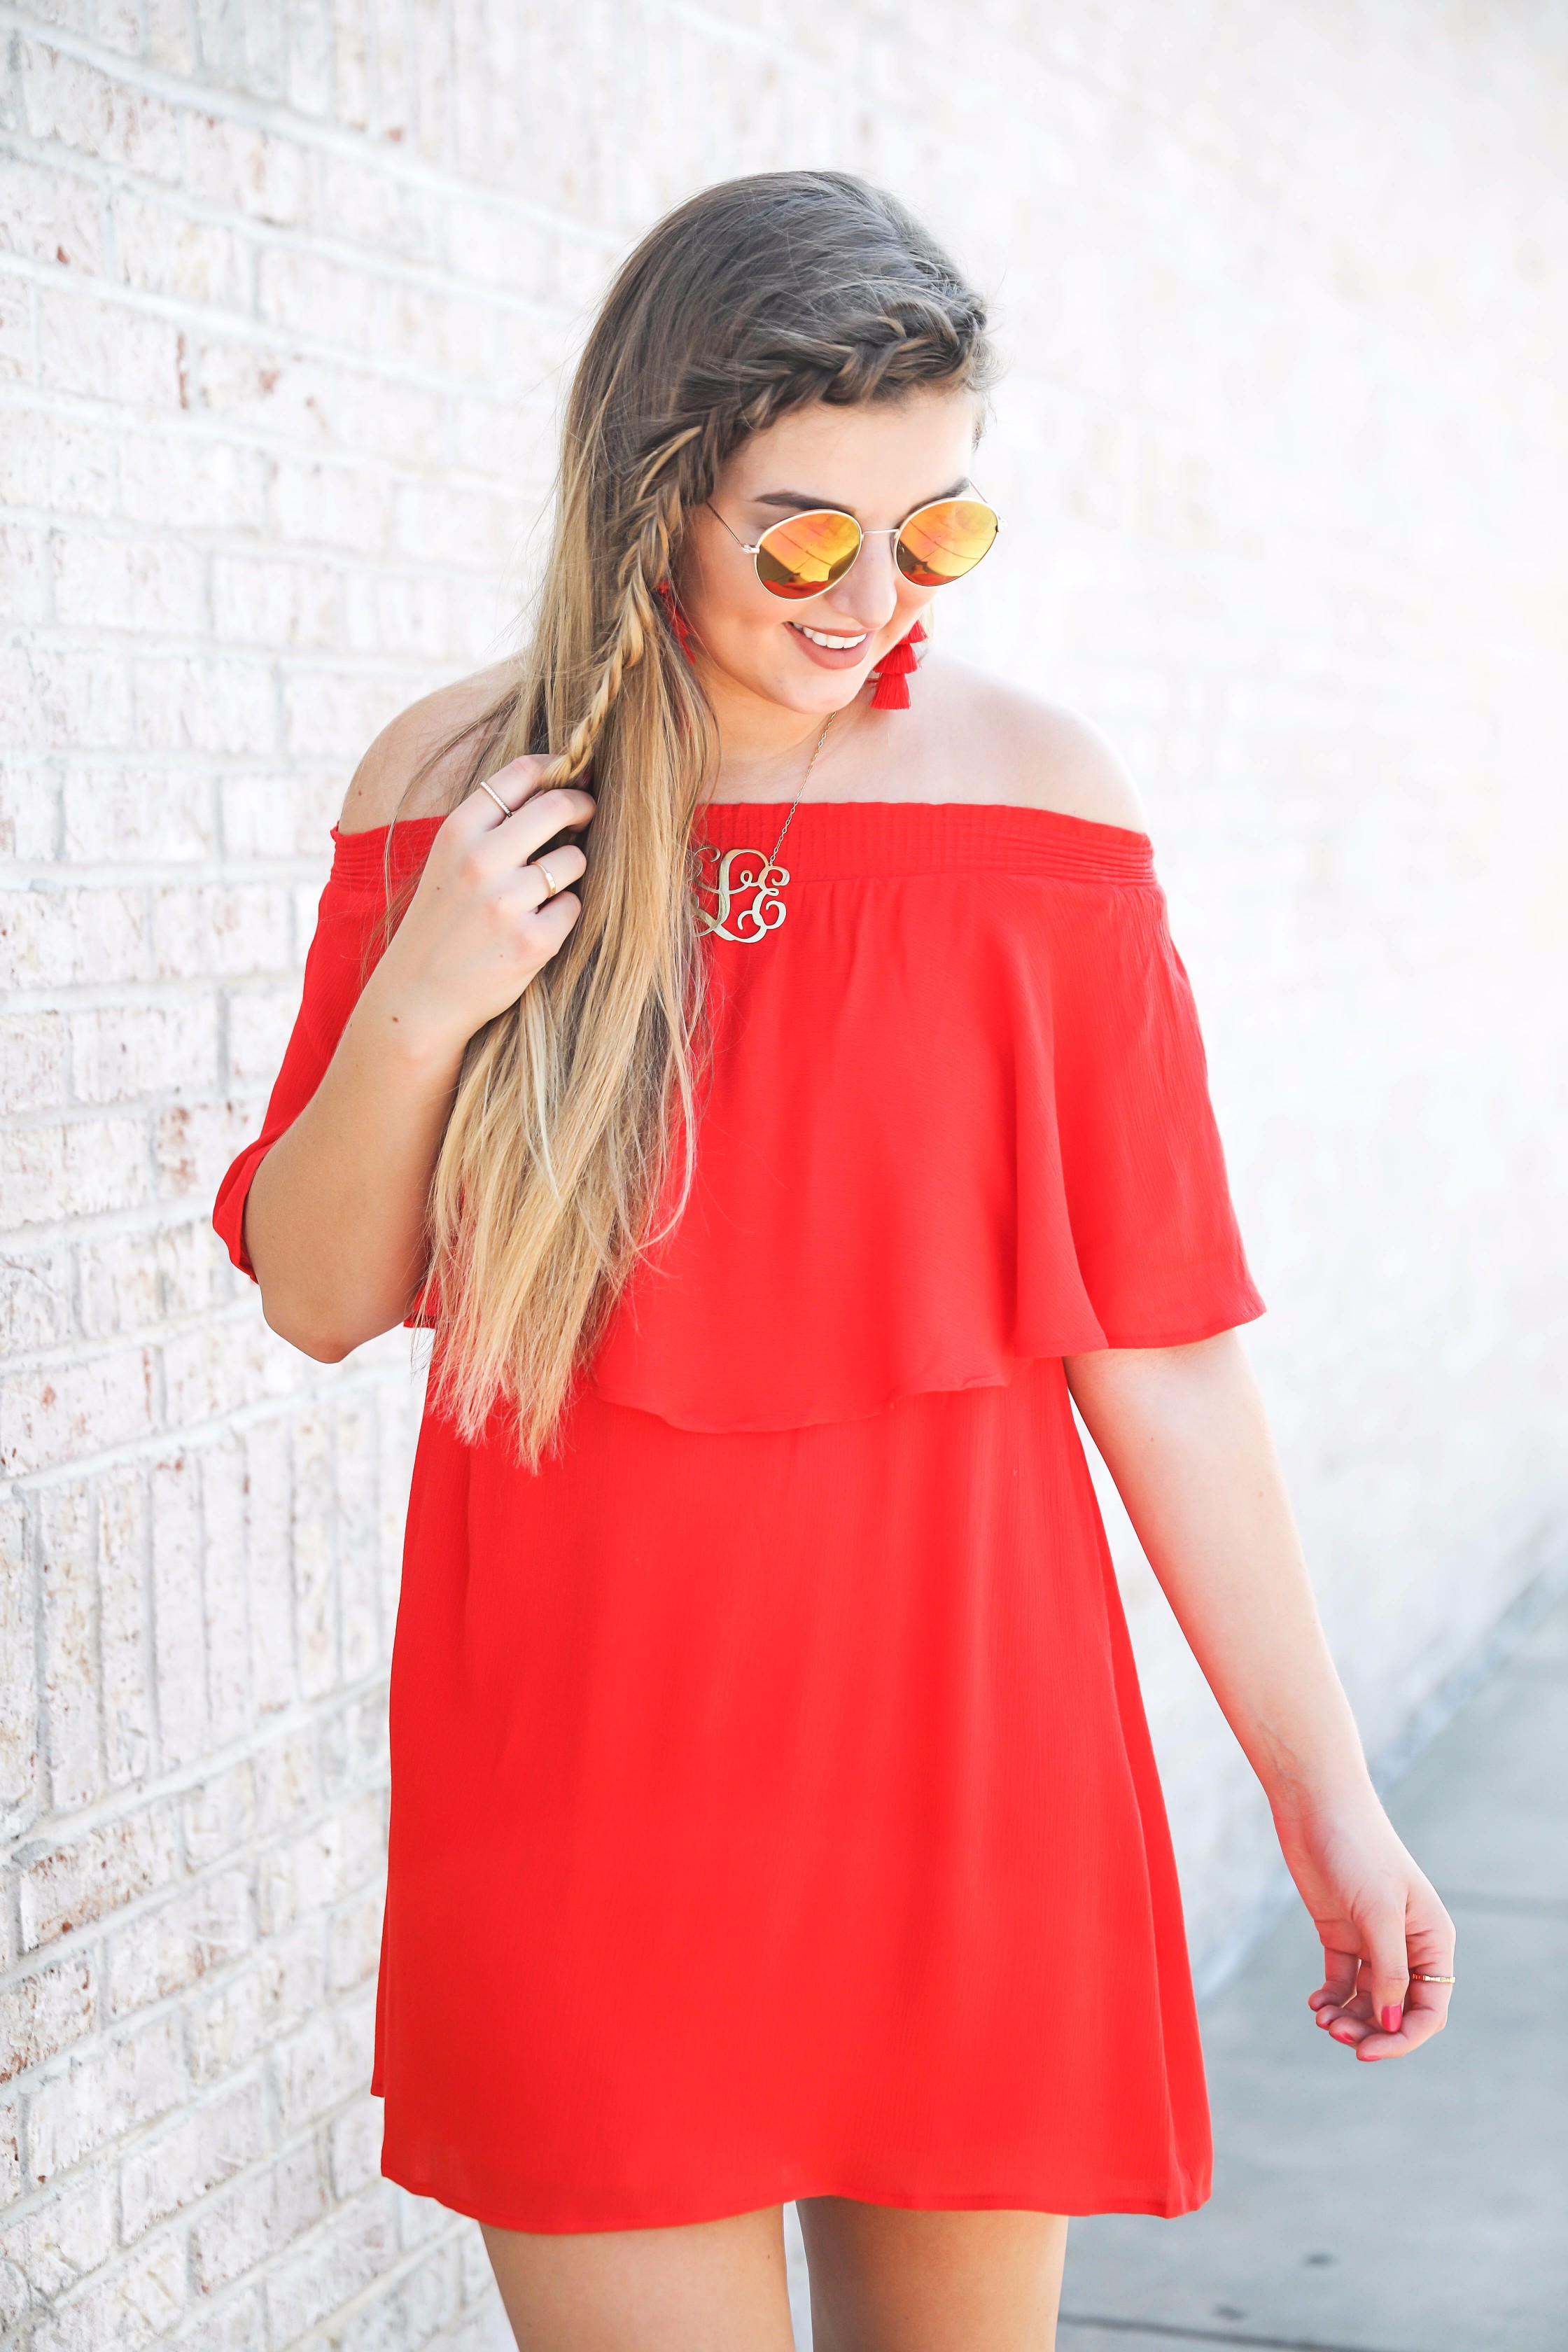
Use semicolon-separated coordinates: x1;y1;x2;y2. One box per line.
921;655;1149;832
337;662;522;834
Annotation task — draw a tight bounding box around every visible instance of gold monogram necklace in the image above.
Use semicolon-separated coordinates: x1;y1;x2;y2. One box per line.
694;715;833;944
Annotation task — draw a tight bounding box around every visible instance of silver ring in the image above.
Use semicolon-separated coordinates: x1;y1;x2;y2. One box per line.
475;780;510;819
535;857;558;900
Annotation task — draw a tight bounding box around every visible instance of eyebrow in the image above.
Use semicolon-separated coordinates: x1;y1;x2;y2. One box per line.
751;477;971;517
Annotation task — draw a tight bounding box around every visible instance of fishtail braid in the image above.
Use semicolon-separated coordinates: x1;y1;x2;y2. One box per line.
420;169;996;1462
541;428;699;788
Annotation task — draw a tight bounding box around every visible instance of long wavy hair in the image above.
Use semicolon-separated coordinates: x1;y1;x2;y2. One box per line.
410;170;996;1460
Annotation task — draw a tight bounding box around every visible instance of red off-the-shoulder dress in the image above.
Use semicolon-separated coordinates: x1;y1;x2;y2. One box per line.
214;797;1264;2232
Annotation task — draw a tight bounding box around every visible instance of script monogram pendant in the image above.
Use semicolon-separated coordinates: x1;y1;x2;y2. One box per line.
694;846;790;943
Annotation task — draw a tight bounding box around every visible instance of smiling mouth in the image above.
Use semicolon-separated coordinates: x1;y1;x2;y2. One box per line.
790;621;869;652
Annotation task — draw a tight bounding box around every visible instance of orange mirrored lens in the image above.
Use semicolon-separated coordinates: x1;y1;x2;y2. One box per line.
755;509;863;598
895;498;999;587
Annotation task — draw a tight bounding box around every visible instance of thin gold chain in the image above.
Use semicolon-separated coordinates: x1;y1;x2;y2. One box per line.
765;717;833;868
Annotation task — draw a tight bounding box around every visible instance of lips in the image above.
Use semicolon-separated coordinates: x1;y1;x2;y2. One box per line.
788;620;872;670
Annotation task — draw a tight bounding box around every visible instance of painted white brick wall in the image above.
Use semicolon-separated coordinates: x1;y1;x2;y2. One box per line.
1;4;1564;2345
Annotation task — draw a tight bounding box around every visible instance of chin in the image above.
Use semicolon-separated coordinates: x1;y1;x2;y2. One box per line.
754;661;872;715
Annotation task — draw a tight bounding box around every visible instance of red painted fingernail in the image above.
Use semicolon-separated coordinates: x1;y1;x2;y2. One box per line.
1381;2005;1402;2033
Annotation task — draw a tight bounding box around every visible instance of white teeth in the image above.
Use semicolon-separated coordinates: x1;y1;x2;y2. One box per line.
793;622;868;651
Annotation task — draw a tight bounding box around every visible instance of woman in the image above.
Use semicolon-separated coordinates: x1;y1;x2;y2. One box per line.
215;172;1454;2351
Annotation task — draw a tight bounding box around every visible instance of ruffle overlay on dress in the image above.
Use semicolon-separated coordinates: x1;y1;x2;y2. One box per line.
214;801;1263;1424
594;799;1262;1428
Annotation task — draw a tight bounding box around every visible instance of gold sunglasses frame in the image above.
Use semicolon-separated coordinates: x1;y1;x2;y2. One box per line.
707;492;1002;602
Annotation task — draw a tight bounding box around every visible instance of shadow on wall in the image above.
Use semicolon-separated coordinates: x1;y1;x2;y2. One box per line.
3;5;1567;2352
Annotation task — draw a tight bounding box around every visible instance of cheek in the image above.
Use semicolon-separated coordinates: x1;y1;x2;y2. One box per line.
681;544;777;650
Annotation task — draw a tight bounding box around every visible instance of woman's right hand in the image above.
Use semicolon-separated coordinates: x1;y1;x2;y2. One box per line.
365;755;596;1057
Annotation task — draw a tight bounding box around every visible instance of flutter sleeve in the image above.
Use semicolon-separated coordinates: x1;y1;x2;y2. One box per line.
589;813;1263;1434
1045;872;1264;1350
212;820;440;1306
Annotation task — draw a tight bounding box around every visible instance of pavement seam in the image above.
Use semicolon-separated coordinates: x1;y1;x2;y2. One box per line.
1443;1890;1568;1919
1058;2316;1428;2352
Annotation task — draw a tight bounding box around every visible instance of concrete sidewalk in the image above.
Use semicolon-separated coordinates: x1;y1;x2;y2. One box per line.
782;1592;1567;2349
1058;1590;1568;2352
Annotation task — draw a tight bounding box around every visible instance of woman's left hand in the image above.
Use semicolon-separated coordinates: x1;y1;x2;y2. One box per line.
1277;1798;1456;2061
1065;1338;1457;2068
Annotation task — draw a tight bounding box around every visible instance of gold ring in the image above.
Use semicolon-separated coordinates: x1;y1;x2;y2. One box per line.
1408;1972;1455;1984
535;857;558;899
476;780;510;819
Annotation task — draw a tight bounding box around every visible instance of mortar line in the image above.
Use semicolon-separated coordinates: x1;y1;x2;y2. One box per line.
1;636;503;693
3;1671;392;1870
0;240;573;400
0;1342;426;1492
0;8;630;247
8;2063;388;2251
0;507;531;584
0;373;561;487
0;121;584;309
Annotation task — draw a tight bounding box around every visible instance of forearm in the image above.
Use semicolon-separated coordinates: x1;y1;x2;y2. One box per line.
242;767;593;1362
1064;1331;1373;1825
244;972;468;1359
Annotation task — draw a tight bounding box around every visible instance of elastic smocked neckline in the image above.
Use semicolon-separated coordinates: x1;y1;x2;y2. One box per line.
328;818;442;889
695;799;1153;883
330;801;1156;888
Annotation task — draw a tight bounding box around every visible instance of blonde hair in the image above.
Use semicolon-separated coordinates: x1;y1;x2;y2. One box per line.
413;171;995;1460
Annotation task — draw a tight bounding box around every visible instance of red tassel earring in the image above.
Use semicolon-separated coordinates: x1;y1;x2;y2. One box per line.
868;618;927;710
655;578;697;665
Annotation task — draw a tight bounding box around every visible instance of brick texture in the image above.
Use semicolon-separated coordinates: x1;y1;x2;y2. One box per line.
2;4;1567;2345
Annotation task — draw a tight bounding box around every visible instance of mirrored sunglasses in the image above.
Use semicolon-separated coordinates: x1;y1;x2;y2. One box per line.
711;496;1001;601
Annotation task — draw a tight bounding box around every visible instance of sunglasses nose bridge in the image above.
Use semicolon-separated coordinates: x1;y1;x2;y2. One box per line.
815;526;901;628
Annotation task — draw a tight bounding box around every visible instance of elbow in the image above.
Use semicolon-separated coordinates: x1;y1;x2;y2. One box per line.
258;1291;360;1364
293;1330;358;1365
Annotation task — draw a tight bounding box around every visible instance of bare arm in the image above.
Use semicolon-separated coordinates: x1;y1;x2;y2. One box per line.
244;748;594;1360
1066;1331;1455;2061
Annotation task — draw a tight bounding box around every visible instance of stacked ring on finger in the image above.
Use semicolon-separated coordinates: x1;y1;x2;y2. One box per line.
533;856;561;903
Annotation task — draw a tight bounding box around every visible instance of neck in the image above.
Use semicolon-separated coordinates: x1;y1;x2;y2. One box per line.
699;656;858;802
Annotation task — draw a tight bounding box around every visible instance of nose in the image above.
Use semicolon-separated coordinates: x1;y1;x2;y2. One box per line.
817;531;900;634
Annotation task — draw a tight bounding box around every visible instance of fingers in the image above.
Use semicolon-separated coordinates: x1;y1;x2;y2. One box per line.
484;877;583;990
1354;1893;1456;2062
1343;1912;1411;2062
1374;1980;1452;2057
1365;1905;1410;2040
1310;1945;1359;2019
523;843;588;910
1311;1892;1455;2063
458;757;595;848
521;885;582;956
460;751;554;821
1310;1945;1373;2048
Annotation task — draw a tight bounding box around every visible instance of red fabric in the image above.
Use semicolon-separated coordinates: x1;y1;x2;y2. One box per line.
598;800;1261;1427
654;576;697;664
214;818;432;1280
869;617;926;709
214;798;1264;2231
